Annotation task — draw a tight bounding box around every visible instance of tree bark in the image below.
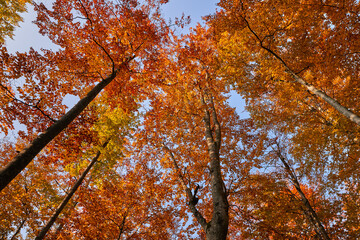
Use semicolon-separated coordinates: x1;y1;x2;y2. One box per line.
35;141;109;240
10;219;26;240
0;57;132;192
202;95;229;240
163;93;229;239
286;69;360;126
243;17;360;127
276;150;331;240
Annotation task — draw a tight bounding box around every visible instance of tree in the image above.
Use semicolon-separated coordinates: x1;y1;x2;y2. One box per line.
130;25;262;239
0;139;64;239
2;0;360;239
0;0;168;191
213;0;360;126
35;141;109;240
137;26;229;238
211;1;360;237
274;143;330;240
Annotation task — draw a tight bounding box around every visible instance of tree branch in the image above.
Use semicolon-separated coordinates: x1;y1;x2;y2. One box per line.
162;143;207;229
274;145;330;240
243;16;360;127
0;83;56;122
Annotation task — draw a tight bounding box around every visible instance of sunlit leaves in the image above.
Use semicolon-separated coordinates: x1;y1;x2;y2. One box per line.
2;0;360;239
0;0;31;43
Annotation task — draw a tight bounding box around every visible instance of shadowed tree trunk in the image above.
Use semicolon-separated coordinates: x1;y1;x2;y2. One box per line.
35;141;109;240
116;212;128;240
275;147;331;240
0;57;133;192
164;92;229;240
202;95;229;240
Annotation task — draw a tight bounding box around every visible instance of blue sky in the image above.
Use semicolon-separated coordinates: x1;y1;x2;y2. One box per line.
6;0;219;52
162;0;218;30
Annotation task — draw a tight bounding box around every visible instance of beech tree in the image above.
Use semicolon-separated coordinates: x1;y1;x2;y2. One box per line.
35;141;109;240
129;26;229;238
211;1;360;237
0;0;169;190
1;0;360;239
213;0;360;125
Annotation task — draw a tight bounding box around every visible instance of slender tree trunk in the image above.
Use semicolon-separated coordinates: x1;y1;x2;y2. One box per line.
285;69;360;126
243;17;360;127
10;219;26;240
0;57;132;192
35;141;109;240
116;213;127;240
276;150;331;240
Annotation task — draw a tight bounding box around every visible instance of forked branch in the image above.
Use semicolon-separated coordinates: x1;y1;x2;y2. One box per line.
162;143;207;229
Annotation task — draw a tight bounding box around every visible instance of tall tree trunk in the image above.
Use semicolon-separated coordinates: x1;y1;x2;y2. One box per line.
276;150;331;240
243;17;360;127
52;189;82;237
163;94;229;239
10;219;26;240
35;141;109;240
202;96;229;240
0;57;132;192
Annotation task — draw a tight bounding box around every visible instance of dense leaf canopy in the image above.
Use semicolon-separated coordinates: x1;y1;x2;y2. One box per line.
1;0;359;239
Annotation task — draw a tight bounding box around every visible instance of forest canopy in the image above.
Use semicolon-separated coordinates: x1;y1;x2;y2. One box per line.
1;0;359;239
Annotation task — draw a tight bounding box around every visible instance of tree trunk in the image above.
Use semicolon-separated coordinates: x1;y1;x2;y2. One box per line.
163;93;229;239
0;57;132;192
35;141;108;240
202;96;229;240
286;69;360;126
10;219;26;240
276;150;331;240
243;17;360;127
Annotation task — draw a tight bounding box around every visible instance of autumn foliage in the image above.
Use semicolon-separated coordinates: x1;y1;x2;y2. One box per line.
1;0;360;239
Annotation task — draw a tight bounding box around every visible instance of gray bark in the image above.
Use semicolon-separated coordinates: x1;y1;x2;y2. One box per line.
163;93;229;239
202;96;229;240
243;17;360;127
286;69;360;126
